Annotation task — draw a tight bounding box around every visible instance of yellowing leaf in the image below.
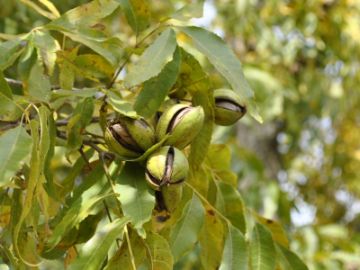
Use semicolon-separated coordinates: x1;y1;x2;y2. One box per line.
117;0;151;35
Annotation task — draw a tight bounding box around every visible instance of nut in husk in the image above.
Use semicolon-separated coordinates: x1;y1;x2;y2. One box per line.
104;117;155;159
145;146;189;190
156;104;205;149
214;89;246;126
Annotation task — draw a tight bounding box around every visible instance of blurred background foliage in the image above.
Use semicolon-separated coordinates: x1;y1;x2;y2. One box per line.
1;0;359;269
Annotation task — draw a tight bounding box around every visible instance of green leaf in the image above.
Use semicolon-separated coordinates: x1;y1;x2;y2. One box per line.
169;194;205;262
216;181;246;234
13;120;42;264
125;28;177;87
48;0;120;30
145;232;174;270
65;33;123;66
0;126;32;187
189;89;214;172
172;1;204;21
0;73;12;99
276;245;308;270
74;54;115;79
219;225;247;270
0;39;25;70
68;217;130;270
0;72;19;118
117;0;151;35
175;48;210;95
134;46;181;118
52;88;99;99
46;0;122;65
46;191;109;251
45;164;108;250
206;144;237;187
33;30;60;75
250;223;276;270
105;230;146;270
254;214;289;247
28;60;52;101
199;208;225;270
180;26;262;123
57;47;78;90
41;107;57;198
59;149;95;198
107;91;139;118
176;48;213;171
115;163;155;237
66;97;95;150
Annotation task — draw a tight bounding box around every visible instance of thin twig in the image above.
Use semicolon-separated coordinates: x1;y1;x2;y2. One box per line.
55;117;100;126
124;225;137;270
4;78;23;88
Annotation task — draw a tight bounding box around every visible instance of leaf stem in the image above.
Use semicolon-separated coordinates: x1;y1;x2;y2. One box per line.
185;182;231;226
124;225;137;270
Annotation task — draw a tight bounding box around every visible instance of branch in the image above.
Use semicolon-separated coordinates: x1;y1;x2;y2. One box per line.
55;117;100;126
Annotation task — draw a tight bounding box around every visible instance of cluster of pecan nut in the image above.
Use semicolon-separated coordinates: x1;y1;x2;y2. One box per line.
104;89;246;212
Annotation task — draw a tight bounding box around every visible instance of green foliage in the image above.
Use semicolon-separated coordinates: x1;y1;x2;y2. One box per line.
2;0;347;269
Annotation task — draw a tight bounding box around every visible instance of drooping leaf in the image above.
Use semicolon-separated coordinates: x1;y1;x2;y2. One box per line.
45;165;108;250
41;107;57;198
12;119;43;264
27;59;52;101
0;126;32;187
115;163;155;237
117;0;151;35
33;30;60;75
180;26;262;123
12;108;52;262
0;39;25;70
250;223;276;270
145;232;174;270
68;217;130;270
169;194;205;262
134;46;181;118
215;181;246;234
66;97;94;150
125;28;177;87
276;244;308;270
199;206;225;270
219;225;247;270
